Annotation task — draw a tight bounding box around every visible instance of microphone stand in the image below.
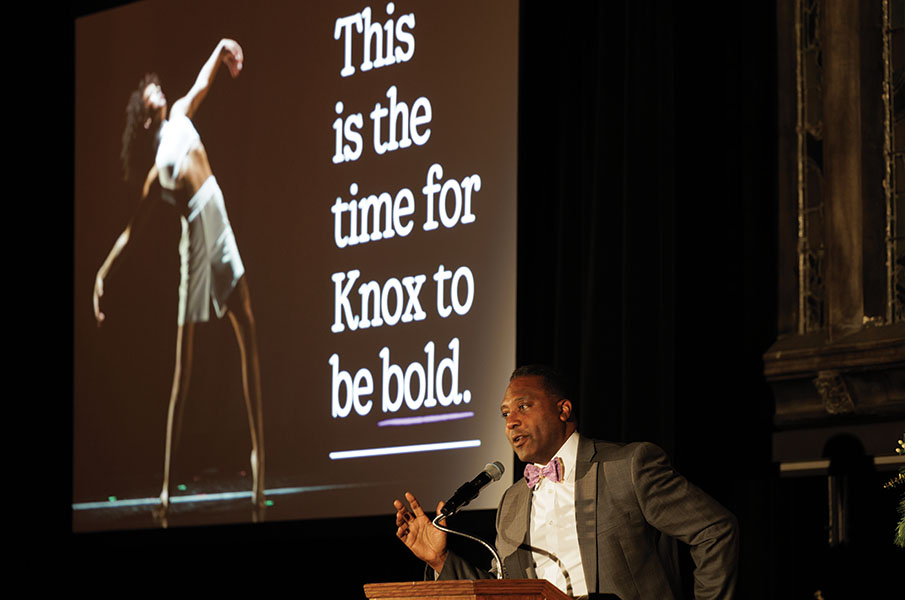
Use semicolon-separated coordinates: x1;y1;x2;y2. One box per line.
431;513;505;579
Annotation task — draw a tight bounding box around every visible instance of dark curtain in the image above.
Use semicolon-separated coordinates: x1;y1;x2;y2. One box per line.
518;2;679;450
518;1;780;452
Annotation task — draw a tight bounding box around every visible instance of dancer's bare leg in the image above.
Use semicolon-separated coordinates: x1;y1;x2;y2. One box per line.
226;276;265;520
155;321;195;528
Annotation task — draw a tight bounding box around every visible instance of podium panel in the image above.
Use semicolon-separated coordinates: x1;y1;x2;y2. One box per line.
364;579;571;600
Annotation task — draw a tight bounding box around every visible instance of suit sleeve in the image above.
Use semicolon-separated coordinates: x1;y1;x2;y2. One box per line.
434;549;495;580
433;484;514;581
631;442;738;600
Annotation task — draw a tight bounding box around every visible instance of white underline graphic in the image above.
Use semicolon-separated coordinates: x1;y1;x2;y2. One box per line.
329;439;481;460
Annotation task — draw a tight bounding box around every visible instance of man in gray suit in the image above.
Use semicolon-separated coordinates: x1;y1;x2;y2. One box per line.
394;365;738;599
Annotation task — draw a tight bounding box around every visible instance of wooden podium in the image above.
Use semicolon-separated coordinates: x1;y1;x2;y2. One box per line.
363;579;571;600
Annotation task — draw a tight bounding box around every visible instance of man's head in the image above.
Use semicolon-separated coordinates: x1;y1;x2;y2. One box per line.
121;73;164;183
501;365;576;465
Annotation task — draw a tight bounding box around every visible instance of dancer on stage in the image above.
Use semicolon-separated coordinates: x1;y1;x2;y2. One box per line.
93;38;265;526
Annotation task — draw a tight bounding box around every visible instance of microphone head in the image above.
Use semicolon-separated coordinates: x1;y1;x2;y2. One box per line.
484;461;505;481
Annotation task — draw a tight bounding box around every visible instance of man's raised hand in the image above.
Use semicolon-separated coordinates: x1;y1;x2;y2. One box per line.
394;491;449;574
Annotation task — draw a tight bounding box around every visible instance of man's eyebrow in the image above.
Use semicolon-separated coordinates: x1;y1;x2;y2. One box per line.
501;396;529;409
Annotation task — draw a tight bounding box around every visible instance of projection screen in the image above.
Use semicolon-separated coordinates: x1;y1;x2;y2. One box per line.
73;0;518;531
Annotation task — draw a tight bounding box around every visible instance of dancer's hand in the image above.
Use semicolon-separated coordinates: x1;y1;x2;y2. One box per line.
394;492;449;573
220;39;244;78
93;271;106;326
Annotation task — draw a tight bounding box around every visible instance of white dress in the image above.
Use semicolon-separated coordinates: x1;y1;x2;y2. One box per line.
155;114;245;324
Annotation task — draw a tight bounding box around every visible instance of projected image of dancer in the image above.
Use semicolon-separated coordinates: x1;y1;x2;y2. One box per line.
93;39;264;526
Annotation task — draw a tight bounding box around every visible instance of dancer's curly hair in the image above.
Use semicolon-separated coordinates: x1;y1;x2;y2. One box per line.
120;73;161;184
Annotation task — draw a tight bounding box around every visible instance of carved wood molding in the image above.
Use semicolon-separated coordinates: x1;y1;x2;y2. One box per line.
813;370;855;415
764;323;905;426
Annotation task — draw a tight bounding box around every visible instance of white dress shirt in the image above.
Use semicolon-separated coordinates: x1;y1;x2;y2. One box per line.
528;431;587;597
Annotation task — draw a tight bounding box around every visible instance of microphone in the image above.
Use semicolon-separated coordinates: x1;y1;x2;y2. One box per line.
440;461;505;517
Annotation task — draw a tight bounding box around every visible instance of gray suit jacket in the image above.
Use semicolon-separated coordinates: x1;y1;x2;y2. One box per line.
439;438;738;599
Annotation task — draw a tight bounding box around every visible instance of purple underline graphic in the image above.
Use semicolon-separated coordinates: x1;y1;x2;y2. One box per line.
376;411;475;427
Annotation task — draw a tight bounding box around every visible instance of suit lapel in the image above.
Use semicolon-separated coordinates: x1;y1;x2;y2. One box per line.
518;487;535;578
574;436;599;592
497;479;533;577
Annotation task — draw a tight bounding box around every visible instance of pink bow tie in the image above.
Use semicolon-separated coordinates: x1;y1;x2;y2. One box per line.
524;457;564;488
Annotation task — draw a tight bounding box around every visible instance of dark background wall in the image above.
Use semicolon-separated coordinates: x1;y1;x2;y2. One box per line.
56;1;902;597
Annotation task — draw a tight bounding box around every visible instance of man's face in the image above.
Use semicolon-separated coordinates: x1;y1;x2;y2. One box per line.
501;375;572;465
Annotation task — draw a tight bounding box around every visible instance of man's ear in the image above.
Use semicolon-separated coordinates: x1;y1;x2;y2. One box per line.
559;399;572;422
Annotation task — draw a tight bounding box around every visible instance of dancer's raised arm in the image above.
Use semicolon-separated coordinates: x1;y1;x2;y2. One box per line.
171;38;243;121
93;167;159;325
